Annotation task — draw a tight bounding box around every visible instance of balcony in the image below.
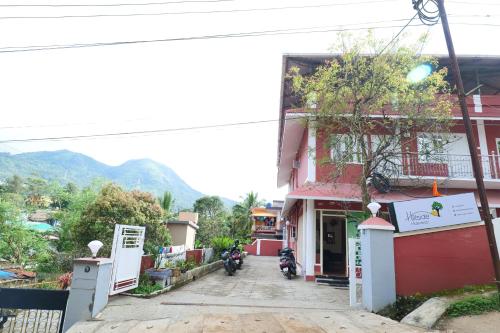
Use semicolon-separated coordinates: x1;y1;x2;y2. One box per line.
375;153;500;189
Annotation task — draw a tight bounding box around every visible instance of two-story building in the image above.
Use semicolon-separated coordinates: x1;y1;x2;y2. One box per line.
277;54;500;282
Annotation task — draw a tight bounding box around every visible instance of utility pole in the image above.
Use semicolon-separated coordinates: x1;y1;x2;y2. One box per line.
434;0;500;294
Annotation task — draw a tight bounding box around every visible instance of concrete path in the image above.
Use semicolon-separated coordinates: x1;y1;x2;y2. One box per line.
68;256;424;332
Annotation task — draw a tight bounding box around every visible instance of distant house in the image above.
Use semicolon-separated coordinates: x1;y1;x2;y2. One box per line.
166;212;199;250
250;200;284;240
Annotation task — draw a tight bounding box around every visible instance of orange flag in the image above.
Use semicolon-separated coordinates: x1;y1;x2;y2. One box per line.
432;180;441;197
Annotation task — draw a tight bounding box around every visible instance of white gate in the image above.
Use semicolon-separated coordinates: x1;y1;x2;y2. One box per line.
348;238;362;307
109;224;145;295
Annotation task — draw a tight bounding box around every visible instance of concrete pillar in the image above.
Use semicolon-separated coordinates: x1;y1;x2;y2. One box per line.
63;258;113;332
359;216;396;312
305;199;316;281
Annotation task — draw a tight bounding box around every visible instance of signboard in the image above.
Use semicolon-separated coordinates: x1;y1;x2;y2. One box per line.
389;193;481;233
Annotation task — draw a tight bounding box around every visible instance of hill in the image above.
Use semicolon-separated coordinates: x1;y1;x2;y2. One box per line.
0;150;234;209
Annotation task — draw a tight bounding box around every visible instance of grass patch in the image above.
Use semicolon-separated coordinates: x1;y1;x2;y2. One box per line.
130;283;163;295
377;294;429;321
431;284;496;298
446;293;500;317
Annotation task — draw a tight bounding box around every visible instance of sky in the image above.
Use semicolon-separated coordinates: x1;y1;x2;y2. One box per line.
0;0;499;202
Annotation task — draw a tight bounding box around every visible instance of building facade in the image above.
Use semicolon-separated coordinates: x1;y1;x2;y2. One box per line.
277;54;500;282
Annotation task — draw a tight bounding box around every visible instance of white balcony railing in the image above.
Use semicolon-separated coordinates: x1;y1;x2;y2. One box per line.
374;153;500;180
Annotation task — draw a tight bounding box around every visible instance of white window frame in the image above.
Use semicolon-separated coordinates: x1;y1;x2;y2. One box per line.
330;134;363;164
496;138;500;155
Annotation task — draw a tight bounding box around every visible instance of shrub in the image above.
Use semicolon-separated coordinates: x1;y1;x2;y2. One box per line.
377;294;428;321
130;274;163;295
447;294;500;317
210;236;234;256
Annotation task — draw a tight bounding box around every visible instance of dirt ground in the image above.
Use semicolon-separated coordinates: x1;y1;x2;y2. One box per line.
435;311;500;333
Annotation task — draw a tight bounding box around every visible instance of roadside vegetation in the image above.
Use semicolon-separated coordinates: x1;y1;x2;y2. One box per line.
446;293;500;317
0;174;264;288
378;285;497;321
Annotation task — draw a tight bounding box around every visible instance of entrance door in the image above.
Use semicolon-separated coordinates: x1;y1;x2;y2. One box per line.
321;215;346;276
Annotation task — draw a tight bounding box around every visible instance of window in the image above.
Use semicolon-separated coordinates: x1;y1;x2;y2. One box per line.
291;226;296;239
417;133;446;163
330;134;363;164
497;138;500;155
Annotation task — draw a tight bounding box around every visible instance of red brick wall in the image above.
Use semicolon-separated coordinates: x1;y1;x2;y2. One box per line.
394;225;495;295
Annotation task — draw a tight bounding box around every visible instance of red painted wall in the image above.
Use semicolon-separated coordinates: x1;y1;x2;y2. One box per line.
186;249;203;265
259;240;283;256
394;225;495;295
244;240;257;255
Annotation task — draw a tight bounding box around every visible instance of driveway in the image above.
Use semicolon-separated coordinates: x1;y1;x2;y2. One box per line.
68;256;422;332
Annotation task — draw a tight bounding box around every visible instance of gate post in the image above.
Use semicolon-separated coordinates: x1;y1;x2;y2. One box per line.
63;250;113;332
359;202;396;312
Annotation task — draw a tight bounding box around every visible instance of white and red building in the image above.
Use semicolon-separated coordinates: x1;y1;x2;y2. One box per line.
278;54;500;291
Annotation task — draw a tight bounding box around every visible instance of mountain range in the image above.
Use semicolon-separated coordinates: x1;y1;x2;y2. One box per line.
0;150;234;209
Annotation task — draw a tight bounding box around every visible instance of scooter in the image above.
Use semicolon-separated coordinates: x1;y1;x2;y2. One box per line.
279;247;297;280
230;240;243;269
221;250;237;276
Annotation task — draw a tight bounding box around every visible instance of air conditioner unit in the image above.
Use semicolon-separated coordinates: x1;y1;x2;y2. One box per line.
292;160;300;169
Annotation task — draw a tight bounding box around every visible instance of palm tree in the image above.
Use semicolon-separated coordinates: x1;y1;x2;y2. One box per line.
158;191;175;218
232;191;265;238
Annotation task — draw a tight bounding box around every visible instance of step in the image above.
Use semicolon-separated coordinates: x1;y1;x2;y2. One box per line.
315;276;349;288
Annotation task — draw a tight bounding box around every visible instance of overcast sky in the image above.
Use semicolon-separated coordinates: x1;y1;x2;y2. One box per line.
0;0;499;202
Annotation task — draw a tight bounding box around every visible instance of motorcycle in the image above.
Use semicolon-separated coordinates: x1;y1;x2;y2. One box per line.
279;247;297;280
221;250;237;276
230;240;243;269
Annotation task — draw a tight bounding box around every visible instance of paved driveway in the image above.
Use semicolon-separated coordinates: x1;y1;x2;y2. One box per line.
69;256;422;332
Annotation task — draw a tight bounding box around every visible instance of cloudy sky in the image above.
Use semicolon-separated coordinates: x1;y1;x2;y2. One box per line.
0;0;499;202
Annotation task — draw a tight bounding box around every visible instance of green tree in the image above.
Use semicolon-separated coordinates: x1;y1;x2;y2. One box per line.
72;183;170;256
0;199;50;266
4;175;24;194
193;196;228;245
232;191;265;238
291;33;453;209
25;177;50;208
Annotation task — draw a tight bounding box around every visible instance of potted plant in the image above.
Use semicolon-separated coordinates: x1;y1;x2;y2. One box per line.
144;247;173;288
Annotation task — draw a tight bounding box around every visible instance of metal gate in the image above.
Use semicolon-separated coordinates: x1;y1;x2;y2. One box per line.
0;288;69;333
109;224;145;295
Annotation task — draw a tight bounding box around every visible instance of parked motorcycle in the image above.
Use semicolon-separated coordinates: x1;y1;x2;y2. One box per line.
279;247;297;280
230;240;243;269
221;250;237;276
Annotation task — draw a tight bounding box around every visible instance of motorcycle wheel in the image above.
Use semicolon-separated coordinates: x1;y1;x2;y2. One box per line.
287;268;292;280
237;261;242;269
227;269;233;276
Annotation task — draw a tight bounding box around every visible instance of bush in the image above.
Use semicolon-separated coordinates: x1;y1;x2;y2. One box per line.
210;236;234;256
377;294;429;321
72;184;171;256
447;294;500;317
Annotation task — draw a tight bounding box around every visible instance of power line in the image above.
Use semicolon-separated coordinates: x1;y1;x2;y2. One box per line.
0;0;400;20
0;0;235;7
0;118;288;143
2;114;500;144
0;22;433;54
0;19;494;54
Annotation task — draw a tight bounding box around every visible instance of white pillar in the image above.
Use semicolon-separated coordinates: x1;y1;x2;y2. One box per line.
305;199;316;279
307;124;316;182
476;119;491;178
359;217;396;312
